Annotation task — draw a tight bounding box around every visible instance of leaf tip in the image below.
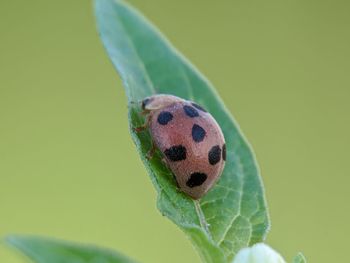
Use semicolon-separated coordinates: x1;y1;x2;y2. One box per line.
5;234;20;246
5;234;35;252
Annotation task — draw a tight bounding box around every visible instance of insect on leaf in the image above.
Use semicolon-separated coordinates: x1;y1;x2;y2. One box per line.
95;0;270;262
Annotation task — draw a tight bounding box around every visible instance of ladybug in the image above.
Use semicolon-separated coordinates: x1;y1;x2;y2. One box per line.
135;94;226;199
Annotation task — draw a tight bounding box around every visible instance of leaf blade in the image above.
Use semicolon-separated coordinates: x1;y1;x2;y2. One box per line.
6;235;136;263
292;253;307;263
95;0;270;262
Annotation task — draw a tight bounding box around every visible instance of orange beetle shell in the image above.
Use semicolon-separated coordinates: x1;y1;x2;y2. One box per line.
142;94;226;199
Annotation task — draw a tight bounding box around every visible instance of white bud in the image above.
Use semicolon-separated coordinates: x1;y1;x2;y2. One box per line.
232;243;286;263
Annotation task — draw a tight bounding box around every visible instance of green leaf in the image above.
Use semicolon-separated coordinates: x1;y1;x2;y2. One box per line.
292;253;307;263
95;0;270;262
6;235;136;263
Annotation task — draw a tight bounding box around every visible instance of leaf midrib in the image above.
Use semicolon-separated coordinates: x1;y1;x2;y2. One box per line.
217;150;245;247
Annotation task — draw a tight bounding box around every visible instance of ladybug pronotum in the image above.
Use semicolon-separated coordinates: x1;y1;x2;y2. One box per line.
135;94;226;199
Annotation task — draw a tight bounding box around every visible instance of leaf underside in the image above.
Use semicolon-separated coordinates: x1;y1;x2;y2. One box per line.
6;235;136;263
95;0;270;262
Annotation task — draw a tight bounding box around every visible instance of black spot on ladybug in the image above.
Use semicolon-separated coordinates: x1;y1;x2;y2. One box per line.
183;105;199;118
208;145;221;165
222;144;226;161
164;145;187;161
192;124;206;142
157;111;173;125
191;103;207;112
186;172;208;188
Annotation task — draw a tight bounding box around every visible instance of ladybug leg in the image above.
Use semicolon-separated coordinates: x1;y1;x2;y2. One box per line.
146;141;156;160
133;113;151;133
161;157;168;167
169;172;180;189
175;184;181;191
133;125;147;133
140;109;149;116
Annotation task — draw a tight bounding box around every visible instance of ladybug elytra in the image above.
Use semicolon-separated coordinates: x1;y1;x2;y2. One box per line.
135;94;226;199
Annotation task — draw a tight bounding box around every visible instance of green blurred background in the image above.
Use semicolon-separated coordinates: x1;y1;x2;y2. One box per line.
0;0;349;262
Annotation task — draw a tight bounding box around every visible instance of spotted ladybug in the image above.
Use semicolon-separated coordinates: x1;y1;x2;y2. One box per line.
135;94;226;199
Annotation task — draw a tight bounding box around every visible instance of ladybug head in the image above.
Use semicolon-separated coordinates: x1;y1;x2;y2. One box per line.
141;94;183;111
